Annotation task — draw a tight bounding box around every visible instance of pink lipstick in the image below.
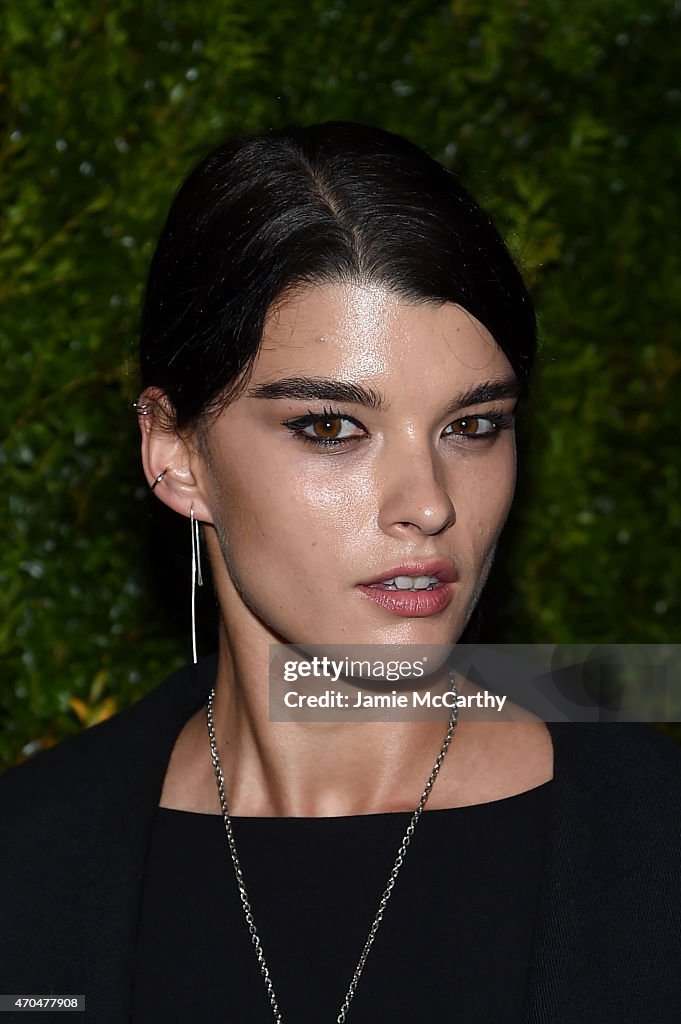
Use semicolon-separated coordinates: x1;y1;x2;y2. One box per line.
357;560;457;618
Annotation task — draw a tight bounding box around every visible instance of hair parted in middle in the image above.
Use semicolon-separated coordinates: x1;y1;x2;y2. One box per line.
141;120;536;429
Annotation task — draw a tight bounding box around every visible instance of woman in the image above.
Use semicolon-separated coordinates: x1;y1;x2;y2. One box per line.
1;122;679;1023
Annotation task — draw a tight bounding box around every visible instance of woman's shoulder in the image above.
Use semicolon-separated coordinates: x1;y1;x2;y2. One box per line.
550;719;681;809
0;657;215;821
547;720;681;867
550;718;681;782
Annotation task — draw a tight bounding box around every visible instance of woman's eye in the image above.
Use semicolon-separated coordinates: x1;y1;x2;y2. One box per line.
307;416;358;441
443;415;497;438
283;411;366;447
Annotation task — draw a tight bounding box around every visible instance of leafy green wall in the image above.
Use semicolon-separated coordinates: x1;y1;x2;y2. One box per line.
2;0;679;769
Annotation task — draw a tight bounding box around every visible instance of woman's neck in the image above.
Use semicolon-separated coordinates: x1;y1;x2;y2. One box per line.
159;635;554;817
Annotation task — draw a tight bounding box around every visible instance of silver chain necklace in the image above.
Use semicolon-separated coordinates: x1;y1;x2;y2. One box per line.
206;671;459;1024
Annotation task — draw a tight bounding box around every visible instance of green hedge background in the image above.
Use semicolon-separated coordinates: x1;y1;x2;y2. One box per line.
1;0;679;770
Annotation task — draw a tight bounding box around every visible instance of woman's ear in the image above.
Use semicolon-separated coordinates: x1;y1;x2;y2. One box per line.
136;387;214;524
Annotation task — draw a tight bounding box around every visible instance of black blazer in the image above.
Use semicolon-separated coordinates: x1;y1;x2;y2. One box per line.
1;656;681;1022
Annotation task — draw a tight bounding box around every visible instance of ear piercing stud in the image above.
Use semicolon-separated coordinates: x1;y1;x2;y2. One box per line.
132;400;152;415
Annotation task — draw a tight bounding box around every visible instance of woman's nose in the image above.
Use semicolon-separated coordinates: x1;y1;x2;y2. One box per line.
376;443;456;538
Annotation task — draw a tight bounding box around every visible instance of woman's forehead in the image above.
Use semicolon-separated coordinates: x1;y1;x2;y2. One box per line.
254;281;511;387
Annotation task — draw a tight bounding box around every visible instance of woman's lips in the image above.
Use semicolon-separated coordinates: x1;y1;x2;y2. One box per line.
356;560;458;617
356;580;455;617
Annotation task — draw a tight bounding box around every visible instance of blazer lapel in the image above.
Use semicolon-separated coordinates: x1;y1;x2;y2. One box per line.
522;722;595;1022
90;658;217;1022
523;720;681;1023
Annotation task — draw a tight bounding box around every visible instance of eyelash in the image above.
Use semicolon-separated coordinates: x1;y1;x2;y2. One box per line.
281;406;515;448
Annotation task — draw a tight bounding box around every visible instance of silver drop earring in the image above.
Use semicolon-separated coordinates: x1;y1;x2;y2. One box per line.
190;506;204;664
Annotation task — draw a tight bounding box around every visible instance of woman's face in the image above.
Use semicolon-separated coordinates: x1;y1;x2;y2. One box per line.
195;282;519;648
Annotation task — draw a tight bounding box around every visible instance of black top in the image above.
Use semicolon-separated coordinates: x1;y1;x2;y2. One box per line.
132;781;553;1023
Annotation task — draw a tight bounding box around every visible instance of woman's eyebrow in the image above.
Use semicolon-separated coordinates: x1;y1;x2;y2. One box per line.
246;374;522;411
442;376;523;415
246;377;384;409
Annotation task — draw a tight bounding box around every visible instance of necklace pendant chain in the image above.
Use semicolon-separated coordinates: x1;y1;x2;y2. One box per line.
206;670;459;1024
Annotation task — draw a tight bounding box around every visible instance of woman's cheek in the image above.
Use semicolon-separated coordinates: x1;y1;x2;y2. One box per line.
287;460;374;524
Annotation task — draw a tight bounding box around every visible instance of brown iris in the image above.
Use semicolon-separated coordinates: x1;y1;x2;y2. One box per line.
458;417;481;435
313;417;343;439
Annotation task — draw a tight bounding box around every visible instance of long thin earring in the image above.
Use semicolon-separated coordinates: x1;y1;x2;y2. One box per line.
190;506;204;664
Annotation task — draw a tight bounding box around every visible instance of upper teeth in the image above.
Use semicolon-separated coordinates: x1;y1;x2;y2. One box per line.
381;575;440;590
